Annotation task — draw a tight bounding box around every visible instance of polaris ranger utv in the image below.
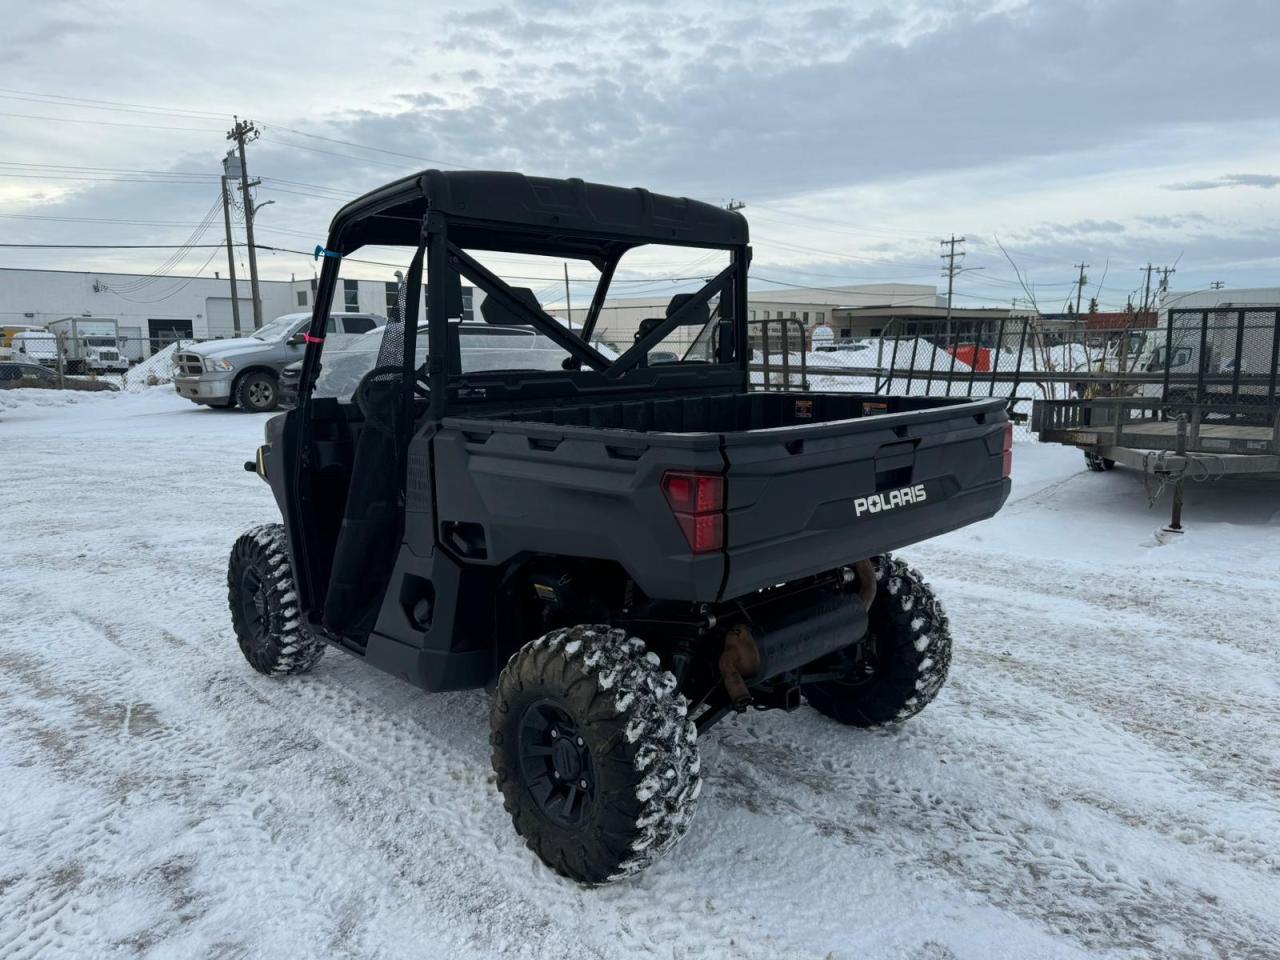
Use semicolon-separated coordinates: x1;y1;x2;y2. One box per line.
228;171;1012;883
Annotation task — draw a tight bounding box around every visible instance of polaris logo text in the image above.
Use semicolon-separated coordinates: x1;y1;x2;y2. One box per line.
855;484;928;517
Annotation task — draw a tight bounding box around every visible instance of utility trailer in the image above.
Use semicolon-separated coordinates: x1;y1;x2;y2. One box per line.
1034;306;1280;528
227;170;1011;884
1034;395;1280;529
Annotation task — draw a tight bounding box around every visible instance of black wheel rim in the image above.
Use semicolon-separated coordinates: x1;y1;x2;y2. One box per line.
238;565;269;642
517;699;596;828
811;621;883;691
247;379;274;409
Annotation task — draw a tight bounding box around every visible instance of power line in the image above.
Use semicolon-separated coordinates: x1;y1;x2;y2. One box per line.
0;110;223;132
0;242;235;249
0;160;219;179
751;235;941;270
254;133;413;171
0;173;217;184
264;124;460;168
108;196;224;294
0;212;213;227
0;87;228;121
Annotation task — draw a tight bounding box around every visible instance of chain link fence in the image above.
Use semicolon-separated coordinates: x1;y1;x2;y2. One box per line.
1;332;234;391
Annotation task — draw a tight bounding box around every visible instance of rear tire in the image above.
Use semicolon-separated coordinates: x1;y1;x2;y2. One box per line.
234;370;279;413
227;523;325;676
803;556;951;727
1084;451;1116;471
490;625;701;884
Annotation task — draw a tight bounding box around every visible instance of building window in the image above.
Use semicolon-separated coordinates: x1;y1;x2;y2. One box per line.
790;311;797;319
296;290;308;307
869;327;882;337
816;312;824;322
840;329;852;338
461;286;474;322
802;311;809;323
343;278;359;312
750;310;756;321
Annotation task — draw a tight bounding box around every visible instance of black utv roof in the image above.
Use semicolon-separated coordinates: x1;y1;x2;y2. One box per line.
328;170;749;261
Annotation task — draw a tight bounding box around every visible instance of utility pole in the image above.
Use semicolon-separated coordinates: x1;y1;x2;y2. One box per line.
219;171;242;337
1073;262;1089;315
1210;280;1225;290
227;117;263;329
1140;263;1154;318
940;235;965;340
724;200;746;211
1156;265;1175;299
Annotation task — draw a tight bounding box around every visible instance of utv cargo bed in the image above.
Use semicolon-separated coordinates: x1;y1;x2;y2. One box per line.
439;390;1011;602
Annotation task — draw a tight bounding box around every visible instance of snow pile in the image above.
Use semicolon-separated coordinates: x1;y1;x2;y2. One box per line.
123;342;181;389
0;385;119;413
754;340;977;395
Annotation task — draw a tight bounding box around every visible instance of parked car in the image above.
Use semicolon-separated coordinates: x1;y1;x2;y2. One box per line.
0;361;119;391
277;321;582;408
173;312;386;413
227;170;1012;884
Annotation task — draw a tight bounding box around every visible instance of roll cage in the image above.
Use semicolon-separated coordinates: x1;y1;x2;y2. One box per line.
294;170;753;419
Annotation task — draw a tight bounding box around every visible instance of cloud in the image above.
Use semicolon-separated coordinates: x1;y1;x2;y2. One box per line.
3;0;1280;297
1164;173;1280;191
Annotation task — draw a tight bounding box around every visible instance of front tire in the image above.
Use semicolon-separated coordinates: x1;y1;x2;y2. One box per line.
803;556;951;727
234;370;279;413
228;523;325;676
490;625;701;884
1084;451;1116;471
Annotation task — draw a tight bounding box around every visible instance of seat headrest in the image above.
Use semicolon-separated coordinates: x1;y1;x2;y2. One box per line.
480;286;542;325
666;293;710;326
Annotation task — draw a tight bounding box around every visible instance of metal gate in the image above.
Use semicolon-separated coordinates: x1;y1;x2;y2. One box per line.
1161;308;1280;411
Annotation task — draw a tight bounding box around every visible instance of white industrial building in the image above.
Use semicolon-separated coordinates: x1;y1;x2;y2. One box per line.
548;283;945;349
0;266;475;360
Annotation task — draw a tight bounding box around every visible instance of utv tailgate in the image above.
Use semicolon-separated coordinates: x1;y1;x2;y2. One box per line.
720;397;1009;598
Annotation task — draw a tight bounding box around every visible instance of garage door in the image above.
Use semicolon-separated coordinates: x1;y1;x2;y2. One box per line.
204;297;245;339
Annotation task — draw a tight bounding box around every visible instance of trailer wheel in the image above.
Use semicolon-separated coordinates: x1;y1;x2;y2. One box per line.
490;625;701;884
803;556;951;727
1084;451;1116;471
227;523;325;676
234;370;279;413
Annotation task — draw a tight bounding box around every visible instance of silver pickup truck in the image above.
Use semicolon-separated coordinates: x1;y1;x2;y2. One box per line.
173;311;385;412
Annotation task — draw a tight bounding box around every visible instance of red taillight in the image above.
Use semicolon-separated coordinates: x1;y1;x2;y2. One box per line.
661;471;724;513
674;512;724;553
1002;422;1013;478
662;471;725;554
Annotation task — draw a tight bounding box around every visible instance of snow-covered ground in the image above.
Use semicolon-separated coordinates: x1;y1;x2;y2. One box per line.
2;389;1278;960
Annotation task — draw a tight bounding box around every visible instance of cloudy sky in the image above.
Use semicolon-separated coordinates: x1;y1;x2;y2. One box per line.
2;0;1278;311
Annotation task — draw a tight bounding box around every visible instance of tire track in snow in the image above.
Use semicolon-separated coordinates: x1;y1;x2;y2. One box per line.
15;602;802;960
711;718;1280;960
921;564;1280;810
0;613;565;959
